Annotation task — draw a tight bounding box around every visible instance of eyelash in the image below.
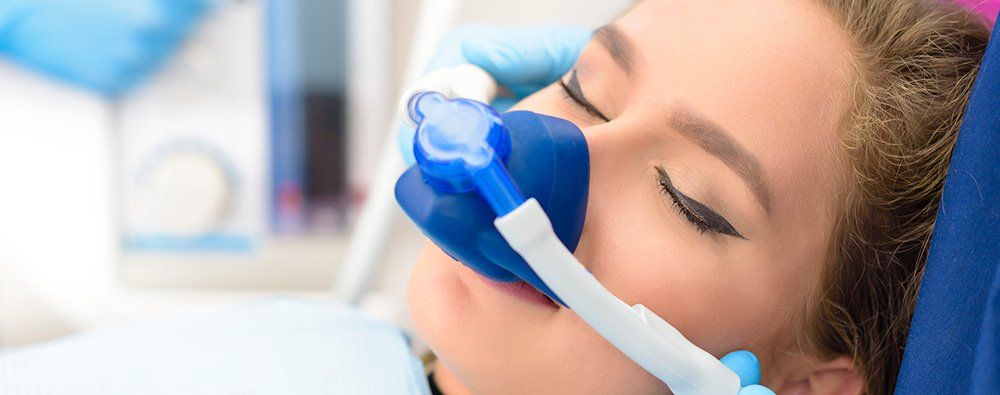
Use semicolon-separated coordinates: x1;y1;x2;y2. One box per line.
558;78;611;122
658;179;713;234
656;167;746;239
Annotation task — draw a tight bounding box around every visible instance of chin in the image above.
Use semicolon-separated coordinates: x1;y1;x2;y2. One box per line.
407;244;544;389
406;245;490;392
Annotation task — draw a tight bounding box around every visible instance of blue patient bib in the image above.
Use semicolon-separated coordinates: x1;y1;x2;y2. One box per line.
0;298;430;395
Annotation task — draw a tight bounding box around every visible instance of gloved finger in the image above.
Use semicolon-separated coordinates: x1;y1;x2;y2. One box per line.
721;350;762;387
737;385;776;395
423;25;497;72
461;26;591;98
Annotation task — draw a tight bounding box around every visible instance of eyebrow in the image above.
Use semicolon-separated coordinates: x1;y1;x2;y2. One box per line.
595;24;638;75
669;106;772;213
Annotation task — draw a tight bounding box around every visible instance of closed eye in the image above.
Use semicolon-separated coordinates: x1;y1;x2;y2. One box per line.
558;69;611;122
656;166;745;239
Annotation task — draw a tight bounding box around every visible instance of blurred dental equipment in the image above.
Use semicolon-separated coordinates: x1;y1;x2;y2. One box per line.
394;72;772;394
335;0;465;304
116;0;391;289
0;0;398;345
0;0;212;96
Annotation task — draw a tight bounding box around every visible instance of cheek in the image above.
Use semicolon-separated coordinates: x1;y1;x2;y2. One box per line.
406;244;472;347
575;130;779;356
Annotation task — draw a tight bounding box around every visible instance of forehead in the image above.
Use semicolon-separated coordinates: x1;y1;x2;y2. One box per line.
616;0;853;121
613;0;854;221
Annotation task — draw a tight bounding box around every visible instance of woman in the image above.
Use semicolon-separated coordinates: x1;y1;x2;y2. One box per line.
406;0;992;393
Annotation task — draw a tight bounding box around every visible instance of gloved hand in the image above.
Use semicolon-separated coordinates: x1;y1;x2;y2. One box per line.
0;0;212;97
399;25;592;164
722;350;777;395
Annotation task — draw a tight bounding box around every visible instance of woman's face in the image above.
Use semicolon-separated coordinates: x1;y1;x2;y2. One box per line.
408;0;855;393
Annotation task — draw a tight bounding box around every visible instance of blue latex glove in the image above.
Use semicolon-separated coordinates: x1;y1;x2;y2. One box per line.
722;350;777;395
399;25;592;164
0;0;211;97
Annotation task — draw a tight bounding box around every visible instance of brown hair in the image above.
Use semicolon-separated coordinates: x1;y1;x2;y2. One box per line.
805;0;991;393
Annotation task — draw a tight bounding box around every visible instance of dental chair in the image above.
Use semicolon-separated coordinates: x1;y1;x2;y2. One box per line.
0;17;996;395
894;18;1000;395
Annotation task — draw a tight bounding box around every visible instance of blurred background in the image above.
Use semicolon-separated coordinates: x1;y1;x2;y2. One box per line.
0;0;630;347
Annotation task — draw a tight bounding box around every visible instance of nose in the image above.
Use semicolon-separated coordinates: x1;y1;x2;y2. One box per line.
565;122;648;270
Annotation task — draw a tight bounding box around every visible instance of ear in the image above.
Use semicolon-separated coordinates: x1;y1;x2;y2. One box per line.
772;356;865;395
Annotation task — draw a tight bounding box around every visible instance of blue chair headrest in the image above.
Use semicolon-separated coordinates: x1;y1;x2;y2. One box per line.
895;20;1000;394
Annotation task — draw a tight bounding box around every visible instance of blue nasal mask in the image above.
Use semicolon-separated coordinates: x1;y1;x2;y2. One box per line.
395;91;589;303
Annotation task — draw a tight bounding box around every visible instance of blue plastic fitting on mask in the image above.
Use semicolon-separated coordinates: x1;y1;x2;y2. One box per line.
396;92;589;302
406;92;525;215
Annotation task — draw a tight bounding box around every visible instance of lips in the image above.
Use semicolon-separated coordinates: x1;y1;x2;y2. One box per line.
475;272;559;309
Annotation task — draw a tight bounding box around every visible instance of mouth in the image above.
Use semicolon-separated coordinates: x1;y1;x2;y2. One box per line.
474;272;559;309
